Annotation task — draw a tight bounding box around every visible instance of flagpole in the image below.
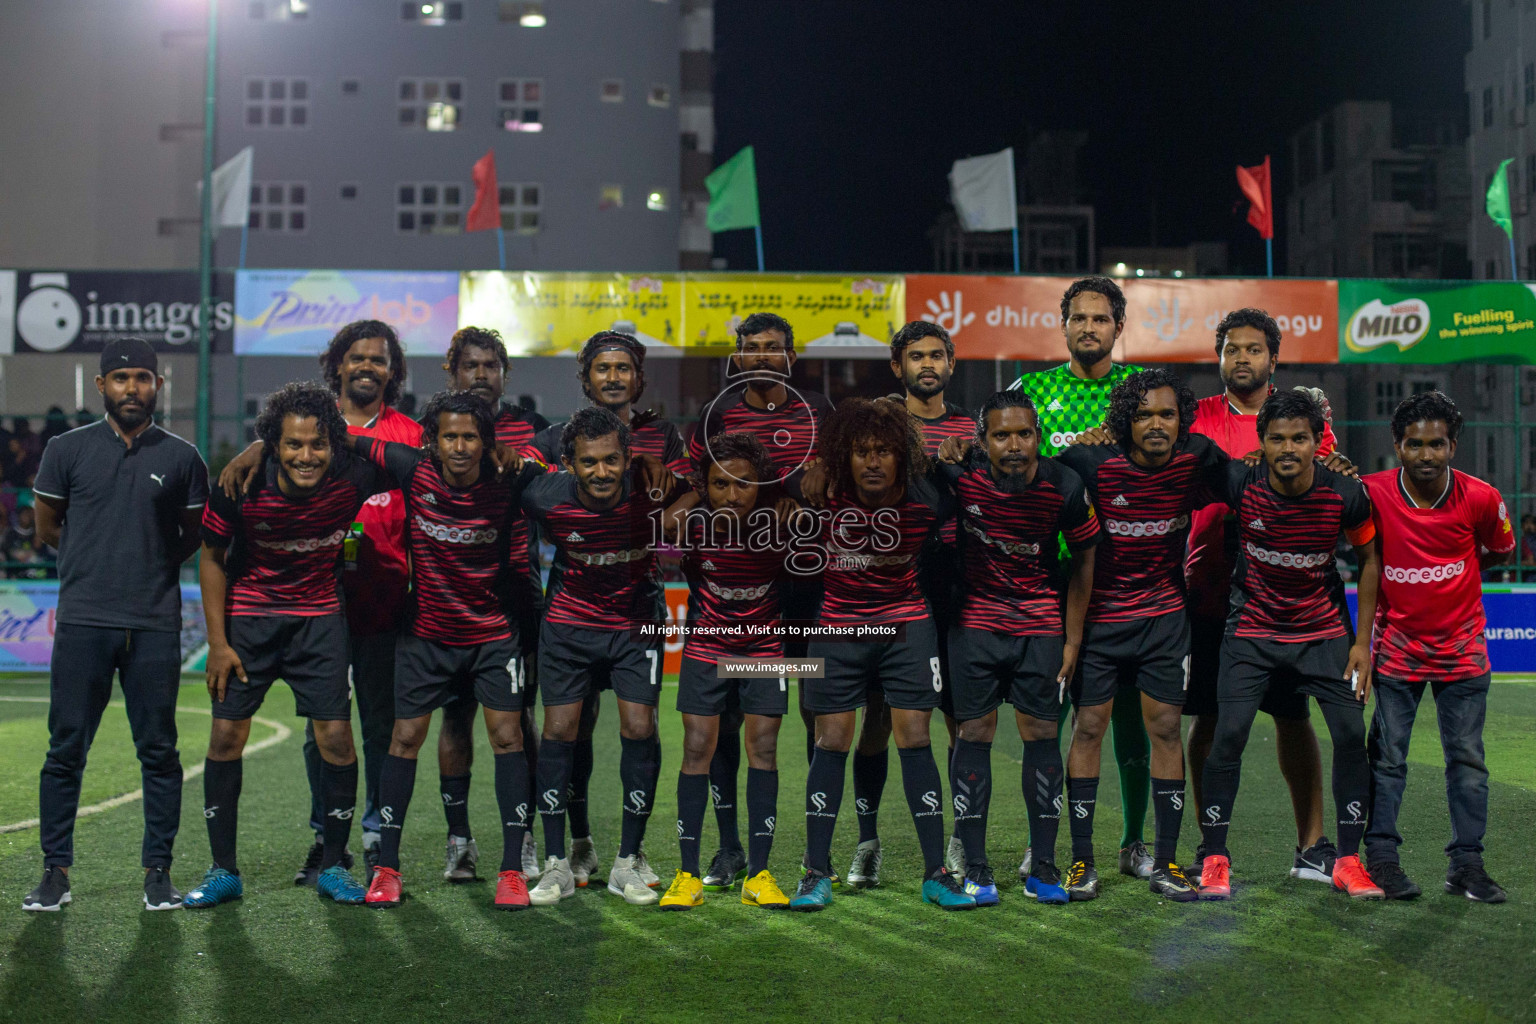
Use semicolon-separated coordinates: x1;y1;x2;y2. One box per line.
195;0;218;457
754;224;765;272
239;221;248;269
496;226;506;271
1011;226;1020;275
1510;233;1519;281
1266;237;1273;278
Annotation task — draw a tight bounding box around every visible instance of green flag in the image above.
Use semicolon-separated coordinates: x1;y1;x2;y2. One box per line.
1487;157;1515;239
705;145;760;232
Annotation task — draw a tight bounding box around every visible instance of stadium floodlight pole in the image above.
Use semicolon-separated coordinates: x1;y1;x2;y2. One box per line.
196;0;219;456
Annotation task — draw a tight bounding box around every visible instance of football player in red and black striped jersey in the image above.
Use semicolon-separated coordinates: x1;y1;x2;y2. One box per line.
193;382;389;907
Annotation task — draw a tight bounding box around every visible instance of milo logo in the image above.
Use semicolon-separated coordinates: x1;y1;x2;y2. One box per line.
1347;297;1429;353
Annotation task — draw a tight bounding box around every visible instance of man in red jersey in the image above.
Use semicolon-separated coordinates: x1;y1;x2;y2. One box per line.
435;326;550;883
187;383;387;909
1363;391;1514;903
221;320;421;884
1184;308;1339;885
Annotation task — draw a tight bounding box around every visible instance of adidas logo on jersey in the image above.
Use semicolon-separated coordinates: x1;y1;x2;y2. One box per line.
966;504;983;517
421;492;438;505
701;559;717;571
1047;399;1065;412
253;522;273;531
1112;494;1129;507
1248;517;1265;530
566;531;585;542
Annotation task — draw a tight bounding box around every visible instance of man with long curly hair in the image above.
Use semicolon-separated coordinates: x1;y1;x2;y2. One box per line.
1053;368;1229;903
789;398;975;912
185;382;388;909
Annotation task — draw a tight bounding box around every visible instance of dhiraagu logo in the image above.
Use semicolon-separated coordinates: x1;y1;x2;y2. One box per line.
1346;297;1430;353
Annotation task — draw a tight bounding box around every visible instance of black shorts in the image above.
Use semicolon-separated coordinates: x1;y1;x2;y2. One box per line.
538;621;663;708
803;617;942;715
1185;614;1308;720
1218;634;1358;709
677;654;789;717
1075;610;1191;709
395;633;525;719
216;614;351;722
780;576;824;660
948;625;1064;723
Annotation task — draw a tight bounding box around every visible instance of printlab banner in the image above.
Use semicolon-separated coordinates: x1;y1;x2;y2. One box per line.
234;269;460;355
0;583;206;672
0;270;234;354
1338;279;1536;364
458;273;905;357
905;275;1338;362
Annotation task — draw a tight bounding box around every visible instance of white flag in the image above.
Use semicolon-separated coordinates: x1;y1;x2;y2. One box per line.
949;147;1017;232
205;146;254;228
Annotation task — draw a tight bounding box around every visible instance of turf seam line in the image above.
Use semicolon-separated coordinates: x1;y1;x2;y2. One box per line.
0;699;292;834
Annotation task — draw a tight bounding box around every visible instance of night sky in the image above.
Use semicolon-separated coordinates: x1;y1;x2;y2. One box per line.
712;0;1468;275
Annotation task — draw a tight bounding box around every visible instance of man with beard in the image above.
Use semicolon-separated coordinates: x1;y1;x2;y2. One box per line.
219;319;419;883
689;312;835;889
433;327;550;882
24;338;209;912
835;320;973;889
524;408;686;906
1183;308;1338;886
1007;277;1153;884
530;330;686;889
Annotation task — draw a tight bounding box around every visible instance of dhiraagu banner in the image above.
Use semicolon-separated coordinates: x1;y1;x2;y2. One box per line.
1339;279;1536;363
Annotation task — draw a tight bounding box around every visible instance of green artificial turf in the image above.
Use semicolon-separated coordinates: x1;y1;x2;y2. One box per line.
0;676;1532;1023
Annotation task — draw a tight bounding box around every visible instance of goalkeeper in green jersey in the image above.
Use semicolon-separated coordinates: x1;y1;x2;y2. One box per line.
1007;276;1155;885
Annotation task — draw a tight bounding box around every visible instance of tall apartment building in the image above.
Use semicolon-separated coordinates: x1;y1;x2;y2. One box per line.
1463;0;1536;279
1284;101;1469;279
0;0;714;272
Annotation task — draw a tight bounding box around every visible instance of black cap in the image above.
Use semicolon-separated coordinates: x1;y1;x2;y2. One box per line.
99;337;158;375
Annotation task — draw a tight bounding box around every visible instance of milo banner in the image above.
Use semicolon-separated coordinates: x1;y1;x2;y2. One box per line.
458;273;905;357
1339;279;1536;364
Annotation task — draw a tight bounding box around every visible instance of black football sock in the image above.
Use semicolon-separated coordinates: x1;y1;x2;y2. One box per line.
1198;763;1240;859
1021;739;1063;868
203;758;242;874
641;732;663;844
804;748;848;875
494;751;531;872
521;719;539;819
1320;700;1370;857
568;735;594;840
319;758;358;871
949;739;991;869
537;738;574;860
898;746;947;877
852;747;888;844
618;736;657;858
1067;776;1098;864
376;754;418;872
440;772;472;839
676;771;709;875
745;766;778;877
805;726;817;768
1151;776;1185;865
709;731;742;853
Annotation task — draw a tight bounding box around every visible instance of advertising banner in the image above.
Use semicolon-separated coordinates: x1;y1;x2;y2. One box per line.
460;272;685;357
458;273;906;357
1338;279;1536;364
3;270;233;354
234;269;460;356
906;275;1337;363
0;582;205;672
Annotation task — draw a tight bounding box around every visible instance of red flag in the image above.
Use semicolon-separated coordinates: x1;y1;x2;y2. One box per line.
466;149;500;232
1235;156;1273;240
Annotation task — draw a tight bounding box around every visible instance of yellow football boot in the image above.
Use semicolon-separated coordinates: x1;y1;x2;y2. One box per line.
740;870;790;909
659;870;704;911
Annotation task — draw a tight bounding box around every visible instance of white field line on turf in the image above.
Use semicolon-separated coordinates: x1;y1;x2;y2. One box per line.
0;699;292;834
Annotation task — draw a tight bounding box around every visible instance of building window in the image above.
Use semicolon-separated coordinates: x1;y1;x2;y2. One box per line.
1371;160;1436;210
1373;233;1440;277
648;84;671;108
1320;112;1335;173
646;188;669;211
1526;63;1535;106
245;77;309;128
1484;87;1494;128
1486;434;1498;477
399;78;463;131
1488;258;1500;279
403;2;463;23
1374;380;1403;417
600;79;624;103
1484;0;1492;39
499;2;546;26
396;181;463;234
339;182;358;200
599;184;623;210
248;181;307;233
249;0;308;18
499;182;541;233
497;79;543;132
342;79;360;96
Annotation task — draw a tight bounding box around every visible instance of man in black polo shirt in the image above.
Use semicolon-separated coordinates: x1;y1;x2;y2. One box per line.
24;338;209;912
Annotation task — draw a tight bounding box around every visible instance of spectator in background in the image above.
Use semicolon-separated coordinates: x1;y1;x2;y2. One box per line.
40;407;71;447
2;502;56;580
1520;514;1536;581
8;418;41;486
